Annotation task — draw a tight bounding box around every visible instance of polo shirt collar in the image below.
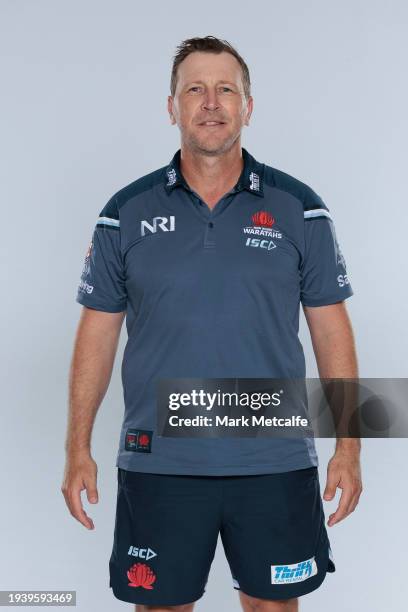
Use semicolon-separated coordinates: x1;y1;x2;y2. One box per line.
164;147;265;197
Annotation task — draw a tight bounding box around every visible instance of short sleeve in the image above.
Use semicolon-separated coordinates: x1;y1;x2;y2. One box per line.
300;192;353;307
76;195;127;313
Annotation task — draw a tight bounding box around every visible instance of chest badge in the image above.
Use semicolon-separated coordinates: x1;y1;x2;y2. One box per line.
141;215;175;236
243;211;282;251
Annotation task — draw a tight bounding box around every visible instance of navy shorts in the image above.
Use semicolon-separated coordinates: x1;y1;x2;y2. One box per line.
109;466;336;606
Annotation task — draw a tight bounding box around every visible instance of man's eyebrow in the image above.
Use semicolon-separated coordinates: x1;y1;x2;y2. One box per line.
184;80;237;87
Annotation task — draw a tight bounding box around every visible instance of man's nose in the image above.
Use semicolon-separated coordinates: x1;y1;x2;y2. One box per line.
202;91;220;110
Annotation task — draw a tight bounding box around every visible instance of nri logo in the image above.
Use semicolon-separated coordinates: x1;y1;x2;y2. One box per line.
271;556;318;584
141;216;175;236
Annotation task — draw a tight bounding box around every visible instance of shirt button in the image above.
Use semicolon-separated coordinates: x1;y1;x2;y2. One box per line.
208;222;214;228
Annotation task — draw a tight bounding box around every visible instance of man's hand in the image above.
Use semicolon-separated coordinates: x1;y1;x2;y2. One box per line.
61;453;99;530
323;449;363;527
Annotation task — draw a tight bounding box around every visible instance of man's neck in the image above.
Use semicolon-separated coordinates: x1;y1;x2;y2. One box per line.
179;142;244;207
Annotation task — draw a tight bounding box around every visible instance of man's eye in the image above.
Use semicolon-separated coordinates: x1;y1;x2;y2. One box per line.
187;86;233;93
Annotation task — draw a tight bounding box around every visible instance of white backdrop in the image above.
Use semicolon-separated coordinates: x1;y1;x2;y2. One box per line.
1;1;407;610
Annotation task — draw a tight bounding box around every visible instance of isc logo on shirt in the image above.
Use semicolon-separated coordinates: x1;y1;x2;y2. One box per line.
245;237;276;251
141;216;175;236
271;556;318;584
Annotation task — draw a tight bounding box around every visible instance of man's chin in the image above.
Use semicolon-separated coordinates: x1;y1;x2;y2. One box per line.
188;135;234;156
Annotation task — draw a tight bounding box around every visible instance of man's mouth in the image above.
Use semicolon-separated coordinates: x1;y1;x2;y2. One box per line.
199;121;225;126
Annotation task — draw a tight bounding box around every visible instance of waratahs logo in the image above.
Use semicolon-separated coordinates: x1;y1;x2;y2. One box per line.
125;429;152;452
243;210;282;251
78;239;94;294
243;211;282;239
138;434;150;447
80;239;93;279
127;562;156;590
251;210;275;227
85;239;93;260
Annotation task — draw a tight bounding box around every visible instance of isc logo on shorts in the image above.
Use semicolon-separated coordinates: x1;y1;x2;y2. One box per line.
271;556;318;584
128;546;157;560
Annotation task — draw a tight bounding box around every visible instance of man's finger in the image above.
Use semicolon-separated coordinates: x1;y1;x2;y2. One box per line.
327;481;354;526
85;478;99;504
67;483;95;530
323;467;340;500
345;482;363;514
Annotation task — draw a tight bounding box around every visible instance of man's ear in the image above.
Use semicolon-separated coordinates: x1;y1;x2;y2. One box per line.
167;96;176;124
245;96;254;125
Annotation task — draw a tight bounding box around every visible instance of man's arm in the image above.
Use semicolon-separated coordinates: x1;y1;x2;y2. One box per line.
303;301;363;527
61;306;125;530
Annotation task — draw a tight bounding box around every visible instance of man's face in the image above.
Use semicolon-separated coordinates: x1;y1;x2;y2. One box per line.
168;51;253;156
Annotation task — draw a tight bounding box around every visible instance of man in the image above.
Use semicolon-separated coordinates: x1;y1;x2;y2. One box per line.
62;35;362;612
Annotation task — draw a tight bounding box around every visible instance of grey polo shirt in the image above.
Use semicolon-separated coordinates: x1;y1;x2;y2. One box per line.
76;147;353;475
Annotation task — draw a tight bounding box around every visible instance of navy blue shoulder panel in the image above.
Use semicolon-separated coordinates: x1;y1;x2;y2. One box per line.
98;194;119;220
112;166;167;212
98;166;166;219
263;164;328;212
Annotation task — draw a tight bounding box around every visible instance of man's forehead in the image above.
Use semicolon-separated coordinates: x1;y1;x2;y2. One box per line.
178;52;242;84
